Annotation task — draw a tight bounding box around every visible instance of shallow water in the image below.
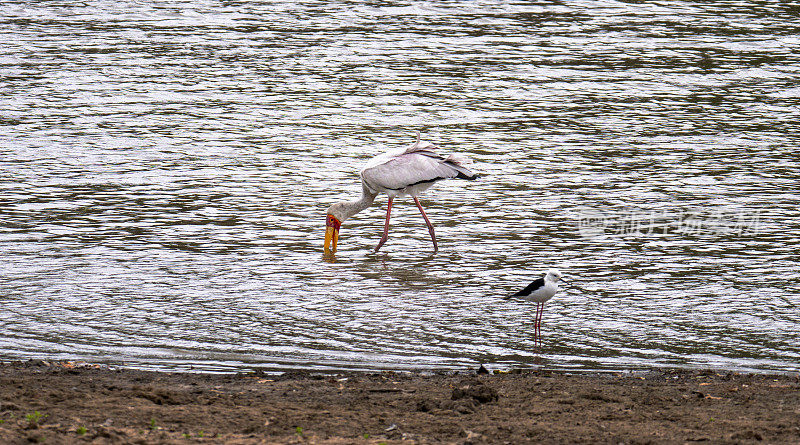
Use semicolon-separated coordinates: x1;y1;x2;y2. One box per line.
1;1;799;373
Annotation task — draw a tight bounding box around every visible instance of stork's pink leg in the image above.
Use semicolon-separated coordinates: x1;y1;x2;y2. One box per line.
413;196;438;252
374;197;393;252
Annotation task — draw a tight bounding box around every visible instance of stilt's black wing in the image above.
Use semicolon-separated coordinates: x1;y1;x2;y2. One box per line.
505;277;545;299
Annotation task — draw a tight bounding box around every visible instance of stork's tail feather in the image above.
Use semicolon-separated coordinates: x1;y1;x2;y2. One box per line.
450;163;479;180
443;154;479;180
404;132;481;179
456;169;479;180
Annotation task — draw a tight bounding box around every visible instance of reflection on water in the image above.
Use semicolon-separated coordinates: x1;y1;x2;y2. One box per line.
1;1;799;373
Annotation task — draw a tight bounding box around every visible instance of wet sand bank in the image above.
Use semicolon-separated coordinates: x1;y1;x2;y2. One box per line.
1;360;798;444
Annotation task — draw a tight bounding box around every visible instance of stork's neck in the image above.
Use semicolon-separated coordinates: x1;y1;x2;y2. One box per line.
338;182;377;221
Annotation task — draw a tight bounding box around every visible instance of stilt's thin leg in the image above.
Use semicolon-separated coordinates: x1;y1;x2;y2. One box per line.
537;303;545;345
536;303;544;345
534;302;542;345
375;197;393;252
413;196;438;252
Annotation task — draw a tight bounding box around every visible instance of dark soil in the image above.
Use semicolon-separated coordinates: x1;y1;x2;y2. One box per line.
1;360;799;444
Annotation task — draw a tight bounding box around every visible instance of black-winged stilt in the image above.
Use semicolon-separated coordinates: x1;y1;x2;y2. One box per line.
505;269;566;344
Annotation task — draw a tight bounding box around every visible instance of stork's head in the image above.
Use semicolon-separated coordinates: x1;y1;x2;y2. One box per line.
324;204;345;253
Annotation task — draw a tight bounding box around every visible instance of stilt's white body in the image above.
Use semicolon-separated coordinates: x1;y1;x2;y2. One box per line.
508;269;563;302
516;280;559;303
506;269;565;346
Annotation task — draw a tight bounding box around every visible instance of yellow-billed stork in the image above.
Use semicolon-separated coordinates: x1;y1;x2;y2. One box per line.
324;133;479;253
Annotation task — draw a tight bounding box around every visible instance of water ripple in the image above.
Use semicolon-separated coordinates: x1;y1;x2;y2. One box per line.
1;0;799;373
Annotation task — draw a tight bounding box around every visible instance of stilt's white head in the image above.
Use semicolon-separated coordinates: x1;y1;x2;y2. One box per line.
544;269;564;283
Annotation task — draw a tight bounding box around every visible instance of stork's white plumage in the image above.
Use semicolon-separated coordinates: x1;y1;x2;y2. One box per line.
324;133;478;253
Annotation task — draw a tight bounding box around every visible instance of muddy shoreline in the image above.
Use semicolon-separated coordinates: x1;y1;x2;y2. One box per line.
1;360;798;444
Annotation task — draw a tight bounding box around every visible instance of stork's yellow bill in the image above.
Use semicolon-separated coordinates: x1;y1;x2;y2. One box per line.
324;214;341;253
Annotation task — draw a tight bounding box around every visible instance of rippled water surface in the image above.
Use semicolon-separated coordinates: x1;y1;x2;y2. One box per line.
2;1;799;373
